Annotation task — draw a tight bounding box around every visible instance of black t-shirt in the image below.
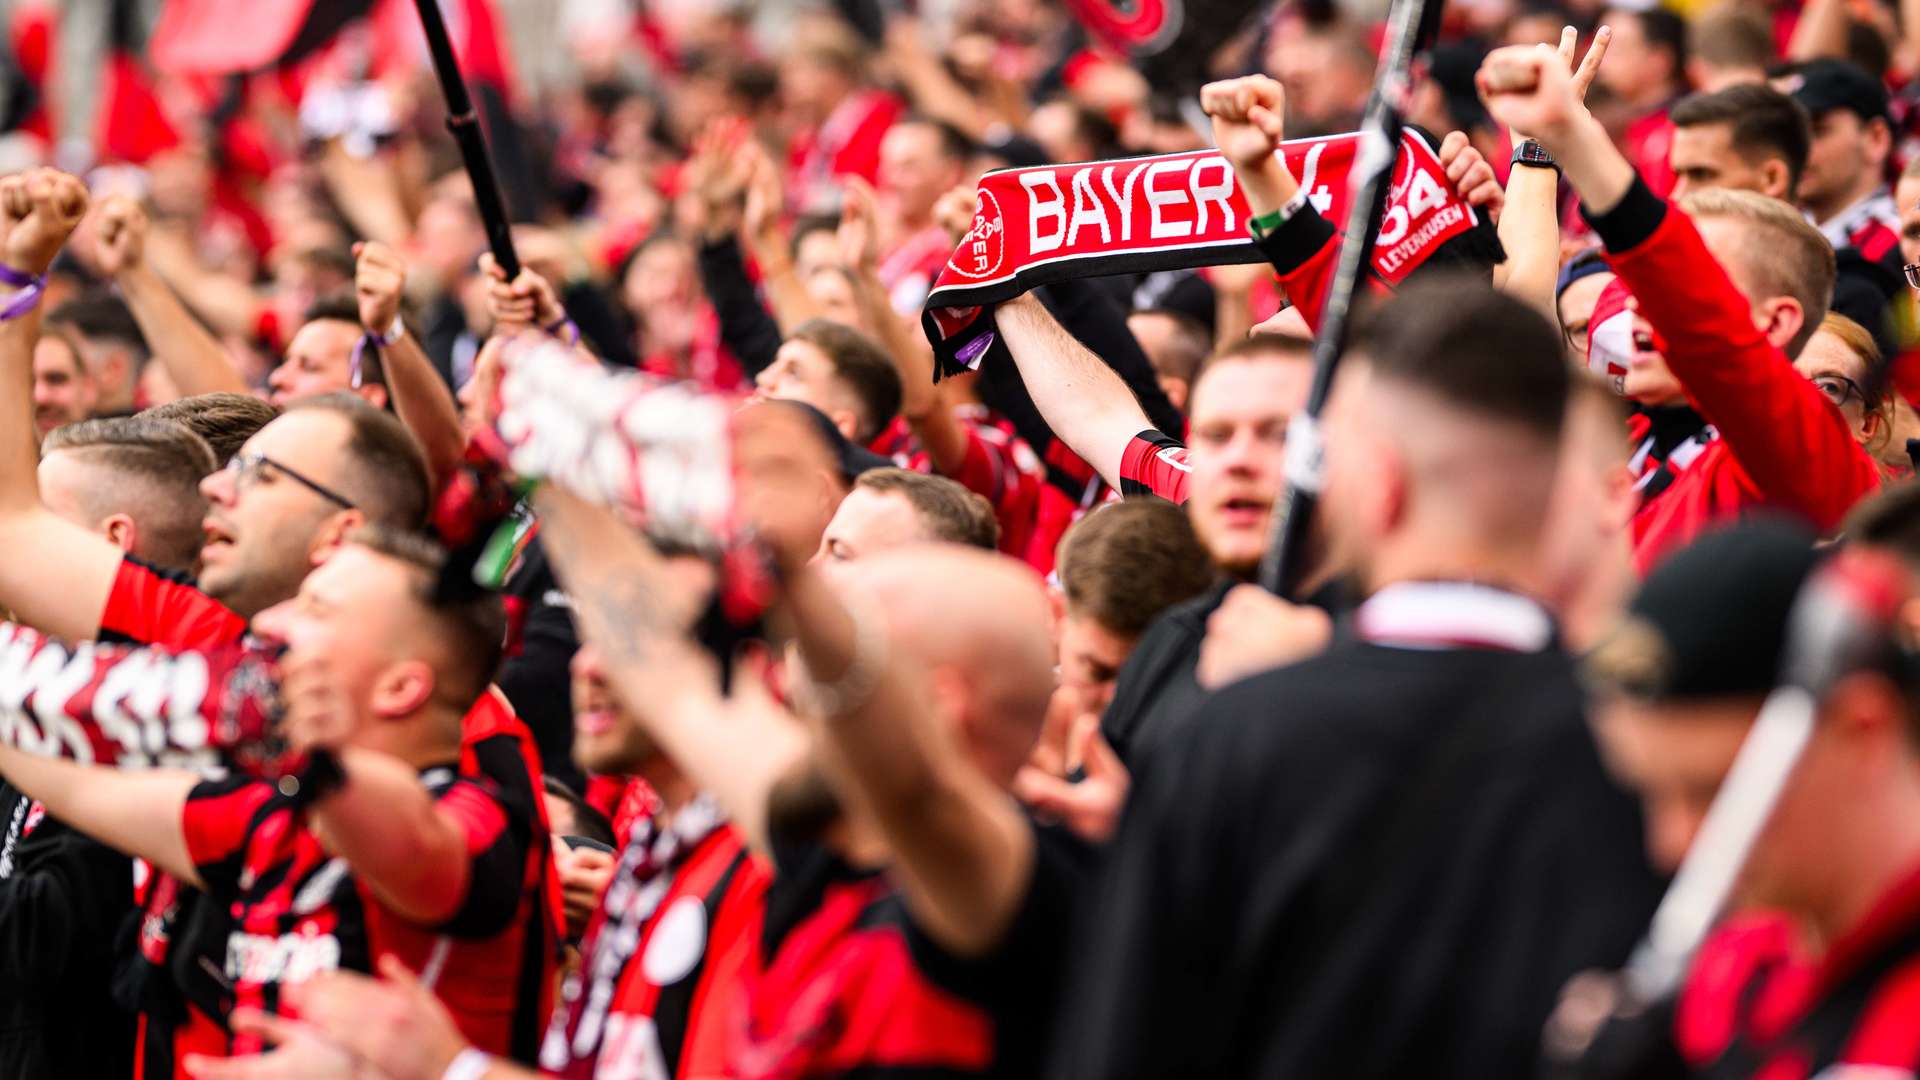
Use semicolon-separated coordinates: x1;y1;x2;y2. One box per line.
1058;638;1661;1080
755;819;1095;1078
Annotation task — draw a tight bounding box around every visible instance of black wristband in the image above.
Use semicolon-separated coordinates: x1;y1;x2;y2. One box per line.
277;748;348;809
1581;175;1668;255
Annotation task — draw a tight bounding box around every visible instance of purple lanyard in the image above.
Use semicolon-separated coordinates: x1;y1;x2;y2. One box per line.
0;263;45;322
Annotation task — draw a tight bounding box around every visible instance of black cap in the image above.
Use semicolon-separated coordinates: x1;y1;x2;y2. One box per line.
762;399;894;483
1131;270;1217;330
1778;59;1890;125
1586;519;1824;700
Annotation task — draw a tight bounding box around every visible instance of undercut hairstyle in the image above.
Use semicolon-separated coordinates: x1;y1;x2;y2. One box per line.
854;468;1000;550
1057;497;1214;638
788;319;904;444
46;291;149;362
142;393;279;467
303;292;387;393
1689;5;1774;74
41;417;217;571
1353;276;1570;439
284;393;430;528
1677;187;1836;358
1670;84;1811;193
345;524;505;709
1195;330;1314;381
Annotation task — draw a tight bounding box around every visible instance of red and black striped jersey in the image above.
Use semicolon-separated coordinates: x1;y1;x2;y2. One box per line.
1118;429;1192;504
181;761;539;1059
99;555;247;650
1677;862;1920;1078
542;803;769;1079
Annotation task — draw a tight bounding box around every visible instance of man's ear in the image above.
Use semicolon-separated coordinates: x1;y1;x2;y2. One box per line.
370;659;436;719
356;384;390;411
100;513;138;554
1374;441;1410;536
830;407;864;444
1759;158;1794;202
309;509;367;566
1757;295;1805;355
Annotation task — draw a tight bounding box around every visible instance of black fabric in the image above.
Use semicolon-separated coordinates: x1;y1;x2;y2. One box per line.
1583;176;1668;254
496;533;584;791
1099;579;1231;768
696;236;784;379
0;785;136;1079
559;279;640;369
1831;245;1904;361
903;822;1096;1079
1253;203;1341;276
1057;638;1661;1079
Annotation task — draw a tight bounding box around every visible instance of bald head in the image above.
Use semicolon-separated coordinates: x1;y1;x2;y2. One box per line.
841;545;1056;785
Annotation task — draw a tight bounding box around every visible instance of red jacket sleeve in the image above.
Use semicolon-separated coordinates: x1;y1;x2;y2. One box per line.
1589;180;1881;531
1253;206;1341;332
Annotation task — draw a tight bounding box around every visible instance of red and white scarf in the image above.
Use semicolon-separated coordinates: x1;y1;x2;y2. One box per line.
921;129;1484;374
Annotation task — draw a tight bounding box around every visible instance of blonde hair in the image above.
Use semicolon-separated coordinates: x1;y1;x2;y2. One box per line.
1676;187;1836;359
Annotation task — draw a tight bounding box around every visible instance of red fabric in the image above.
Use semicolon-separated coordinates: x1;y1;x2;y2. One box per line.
883;407;1047;560
732;876;996;1078
100;556;249;650
1627;108;1678;200
786;90;903;211
148;0;322;74
1117;430;1193;503
1605;205;1883;573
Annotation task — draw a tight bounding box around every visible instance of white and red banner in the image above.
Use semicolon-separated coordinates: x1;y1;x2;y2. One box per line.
922;128;1479;371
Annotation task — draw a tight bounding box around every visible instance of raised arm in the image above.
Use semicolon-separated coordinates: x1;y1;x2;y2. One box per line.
355;241;465;487
0;170;132;642
0;745;203;886
1496;27;1611;320
532;484;806;856
785;562;1035;958
93;195;250;397
842;179;970;472
996;292;1159;489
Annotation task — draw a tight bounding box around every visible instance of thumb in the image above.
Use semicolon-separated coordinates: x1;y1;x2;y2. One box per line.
377;952;437;1005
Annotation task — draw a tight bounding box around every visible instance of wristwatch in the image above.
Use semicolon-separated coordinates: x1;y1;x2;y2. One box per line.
1511;139;1559;172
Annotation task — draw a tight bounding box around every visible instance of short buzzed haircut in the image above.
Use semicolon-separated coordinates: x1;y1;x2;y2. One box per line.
345;524;505;709
1353;276;1570;439
142;393;279;467
1671;84;1811;193
284;393;430;528
1678;187;1836;358
788;319;904;444
42;417;217;571
855;468;1000;550
1057;497;1214;638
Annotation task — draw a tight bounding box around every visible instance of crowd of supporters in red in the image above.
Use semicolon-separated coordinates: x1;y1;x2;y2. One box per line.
11;0;1920;1077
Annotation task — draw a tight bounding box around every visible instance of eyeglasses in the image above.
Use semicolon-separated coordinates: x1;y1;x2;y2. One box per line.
1813;373;1867;409
1906;263;1920;290
224;452;356;510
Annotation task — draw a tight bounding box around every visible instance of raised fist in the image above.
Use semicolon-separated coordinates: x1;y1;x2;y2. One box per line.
92;193;148;277
1477;44;1584;147
0;168;89;275
354;240;407;334
1200;75;1288;172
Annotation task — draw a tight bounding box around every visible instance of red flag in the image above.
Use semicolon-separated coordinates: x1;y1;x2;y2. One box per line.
149;0;376;74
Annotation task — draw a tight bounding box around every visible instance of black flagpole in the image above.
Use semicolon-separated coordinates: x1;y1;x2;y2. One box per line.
1256;0;1444;597
410;0;521;279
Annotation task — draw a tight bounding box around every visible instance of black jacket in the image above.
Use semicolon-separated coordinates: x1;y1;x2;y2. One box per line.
1100;579;1231;768
0;784;136;1078
1057;636;1661;1080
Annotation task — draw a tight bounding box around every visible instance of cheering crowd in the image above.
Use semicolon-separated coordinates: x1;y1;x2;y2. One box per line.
8;0;1920;1077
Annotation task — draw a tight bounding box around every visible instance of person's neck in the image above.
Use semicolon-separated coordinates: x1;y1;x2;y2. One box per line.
374;705;467;771
1809;177;1883;227
1363;539;1550;602
1802;776;1920;951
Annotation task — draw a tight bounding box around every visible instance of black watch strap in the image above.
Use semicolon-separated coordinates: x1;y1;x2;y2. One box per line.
1512;139;1559;171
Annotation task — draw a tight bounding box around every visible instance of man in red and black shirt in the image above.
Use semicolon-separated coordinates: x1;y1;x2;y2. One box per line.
0;529;549;1068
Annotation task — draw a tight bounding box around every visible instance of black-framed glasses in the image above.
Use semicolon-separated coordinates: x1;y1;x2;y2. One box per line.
1905;262;1920;290
224;452;356;510
1813;373;1867;410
